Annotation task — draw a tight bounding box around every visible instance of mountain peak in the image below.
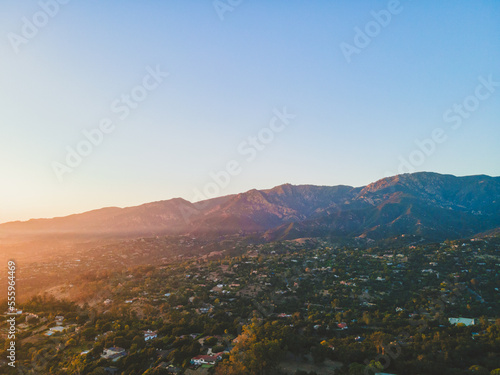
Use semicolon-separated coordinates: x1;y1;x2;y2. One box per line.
2;172;499;243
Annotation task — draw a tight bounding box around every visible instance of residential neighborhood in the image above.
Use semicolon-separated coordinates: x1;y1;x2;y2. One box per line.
1;236;499;374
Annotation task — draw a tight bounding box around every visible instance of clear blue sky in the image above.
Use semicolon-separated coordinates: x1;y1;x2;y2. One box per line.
1;0;499;223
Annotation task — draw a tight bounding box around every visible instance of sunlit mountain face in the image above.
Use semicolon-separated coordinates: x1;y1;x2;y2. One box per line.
2;172;499;243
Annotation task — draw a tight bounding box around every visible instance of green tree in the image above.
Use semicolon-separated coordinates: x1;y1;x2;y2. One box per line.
469;366;489;375
89;368;107;375
216;320;286;375
81;328;97;341
205;336;219;346
311;345;328;364
349;363;366;375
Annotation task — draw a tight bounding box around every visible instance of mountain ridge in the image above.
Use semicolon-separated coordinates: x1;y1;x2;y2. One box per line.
1;172;499;243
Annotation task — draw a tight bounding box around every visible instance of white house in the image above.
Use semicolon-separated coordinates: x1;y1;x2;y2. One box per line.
45;326;66;336
449;317;475;326
144;330;158;341
190;352;223;365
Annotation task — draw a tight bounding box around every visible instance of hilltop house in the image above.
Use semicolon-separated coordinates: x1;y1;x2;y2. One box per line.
102;347;127;361
45;326;66;336
449;317;475;326
144;330;158;341
190;352;223;366
337;322;348;330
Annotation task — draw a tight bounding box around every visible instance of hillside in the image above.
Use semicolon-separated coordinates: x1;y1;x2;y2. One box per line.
1;172;499;243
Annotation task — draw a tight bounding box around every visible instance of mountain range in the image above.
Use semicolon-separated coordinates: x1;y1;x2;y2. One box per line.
2;172;500;243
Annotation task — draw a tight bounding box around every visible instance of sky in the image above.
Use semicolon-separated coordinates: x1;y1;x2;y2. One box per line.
0;0;499;223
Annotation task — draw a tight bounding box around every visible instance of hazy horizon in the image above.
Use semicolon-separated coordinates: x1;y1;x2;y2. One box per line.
1;171;499;225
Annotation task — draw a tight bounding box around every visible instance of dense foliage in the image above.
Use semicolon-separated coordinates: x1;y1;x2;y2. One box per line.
1;236;499;374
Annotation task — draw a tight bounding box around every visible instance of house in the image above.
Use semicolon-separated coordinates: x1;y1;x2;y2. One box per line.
144;329;158;341
337;322;348;330
6;309;22;315
201;304;214;312
449;317;475;326
102;347;127;361
44;326;66;336
190;352;223;365
55;316;64;325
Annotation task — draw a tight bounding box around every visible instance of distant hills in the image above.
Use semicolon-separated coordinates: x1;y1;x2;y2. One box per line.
2;172;500;243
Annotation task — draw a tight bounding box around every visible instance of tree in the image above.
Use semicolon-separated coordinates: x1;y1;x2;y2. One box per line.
113;336;130;349
362;311;371;325
89;342;104;358
213;344;225;353
216;320;286;375
469;366;489;375
132;335;147;350
311;345;328;364
89;368;107;375
370;332;392;355
349;363;366;375
205;336;219;346
81;328;97;341
365;360;383;374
